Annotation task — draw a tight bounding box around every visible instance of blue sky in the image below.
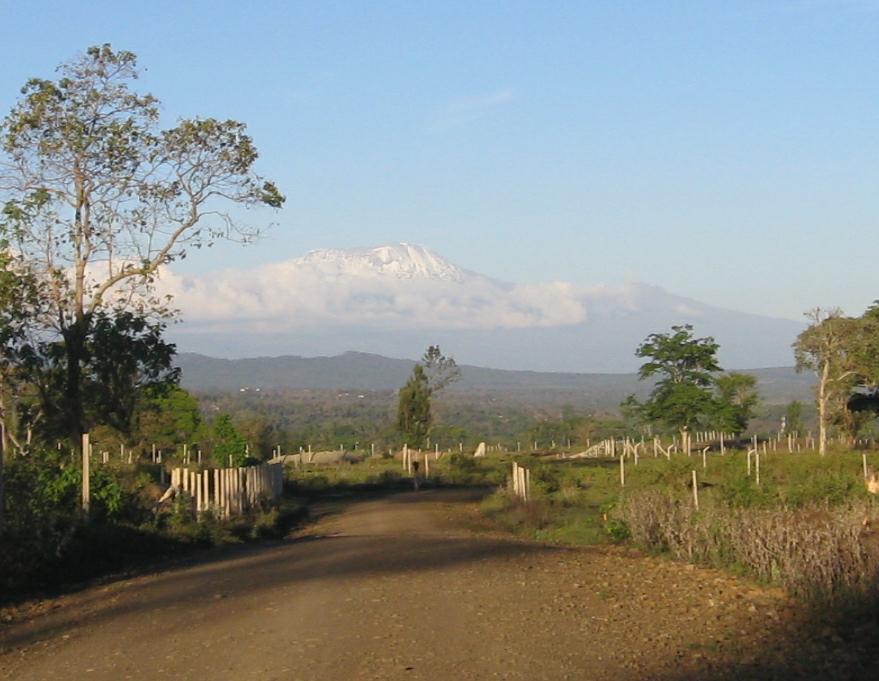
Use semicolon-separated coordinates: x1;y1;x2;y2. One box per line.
1;1;877;321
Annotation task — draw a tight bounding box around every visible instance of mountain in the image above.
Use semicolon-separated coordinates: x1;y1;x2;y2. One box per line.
175;351;815;406
160;243;805;372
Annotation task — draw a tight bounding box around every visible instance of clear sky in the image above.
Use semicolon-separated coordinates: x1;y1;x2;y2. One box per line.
1;1;876;321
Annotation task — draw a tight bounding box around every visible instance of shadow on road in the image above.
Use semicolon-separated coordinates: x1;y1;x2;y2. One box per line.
651;587;879;681
0;488;558;652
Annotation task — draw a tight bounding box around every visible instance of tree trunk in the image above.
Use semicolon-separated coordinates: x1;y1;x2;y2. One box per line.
0;420;5;529
61;315;90;467
818;361;829;456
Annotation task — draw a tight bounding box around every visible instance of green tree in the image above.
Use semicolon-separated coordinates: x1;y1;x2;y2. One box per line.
0;241;43;456
852;301;879;390
627;325;721;430
397;364;431;447
712;372;759;432
0;45;283;448
236;415;278;460
205;414;246;467
784;400;804;435
35;311;179;443
137;387;201;452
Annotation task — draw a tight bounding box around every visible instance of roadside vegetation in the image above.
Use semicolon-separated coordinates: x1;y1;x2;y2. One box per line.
0;45;286;599
480;448;879;603
1;450;303;595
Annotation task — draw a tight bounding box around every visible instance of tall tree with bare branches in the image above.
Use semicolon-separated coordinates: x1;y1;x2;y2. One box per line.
793;308;860;455
0;45;284;445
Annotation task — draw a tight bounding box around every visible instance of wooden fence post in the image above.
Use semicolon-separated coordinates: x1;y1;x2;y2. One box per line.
81;433;90;515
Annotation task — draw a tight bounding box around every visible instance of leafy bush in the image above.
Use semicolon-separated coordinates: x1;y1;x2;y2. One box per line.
605;517;630;542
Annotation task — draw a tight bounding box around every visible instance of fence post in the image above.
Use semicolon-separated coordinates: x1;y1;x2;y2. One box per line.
81;433;90;516
196;472;203;515
692;470;699;509
756;451;760;486
214;468;220;512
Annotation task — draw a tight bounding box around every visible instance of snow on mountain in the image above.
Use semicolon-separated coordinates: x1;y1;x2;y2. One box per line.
296;244;469;282
158;243;804;372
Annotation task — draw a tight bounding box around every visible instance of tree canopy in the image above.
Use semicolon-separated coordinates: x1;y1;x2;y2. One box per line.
630;325;720;430
421;345;460;393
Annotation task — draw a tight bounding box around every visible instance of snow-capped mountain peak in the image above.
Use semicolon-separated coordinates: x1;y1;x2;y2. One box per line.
296;243;468;282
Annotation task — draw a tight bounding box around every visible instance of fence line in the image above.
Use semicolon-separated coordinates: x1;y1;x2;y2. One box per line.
164;462;283;519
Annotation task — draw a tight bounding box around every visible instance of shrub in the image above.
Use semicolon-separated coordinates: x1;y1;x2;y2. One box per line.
605;517;630;542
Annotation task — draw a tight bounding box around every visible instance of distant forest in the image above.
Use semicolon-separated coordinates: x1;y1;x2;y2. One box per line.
195;386;814;457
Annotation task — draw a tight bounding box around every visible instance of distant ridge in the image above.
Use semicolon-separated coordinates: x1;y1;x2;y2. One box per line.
175;351;813;405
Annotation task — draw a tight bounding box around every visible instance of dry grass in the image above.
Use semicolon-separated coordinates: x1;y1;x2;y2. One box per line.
619;490;879;605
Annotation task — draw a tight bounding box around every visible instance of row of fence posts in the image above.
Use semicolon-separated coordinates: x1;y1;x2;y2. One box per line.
169;463;283;519
401;443;448;477
78;433;877;479
49;431;879;472
570;430;878;462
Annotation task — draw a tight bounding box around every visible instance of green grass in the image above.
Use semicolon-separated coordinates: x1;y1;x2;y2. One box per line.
476;448;877;546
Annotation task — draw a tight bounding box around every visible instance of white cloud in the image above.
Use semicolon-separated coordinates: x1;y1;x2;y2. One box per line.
154;252;592;333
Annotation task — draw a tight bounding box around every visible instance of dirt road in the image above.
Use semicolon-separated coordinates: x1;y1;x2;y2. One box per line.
0;490;873;680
